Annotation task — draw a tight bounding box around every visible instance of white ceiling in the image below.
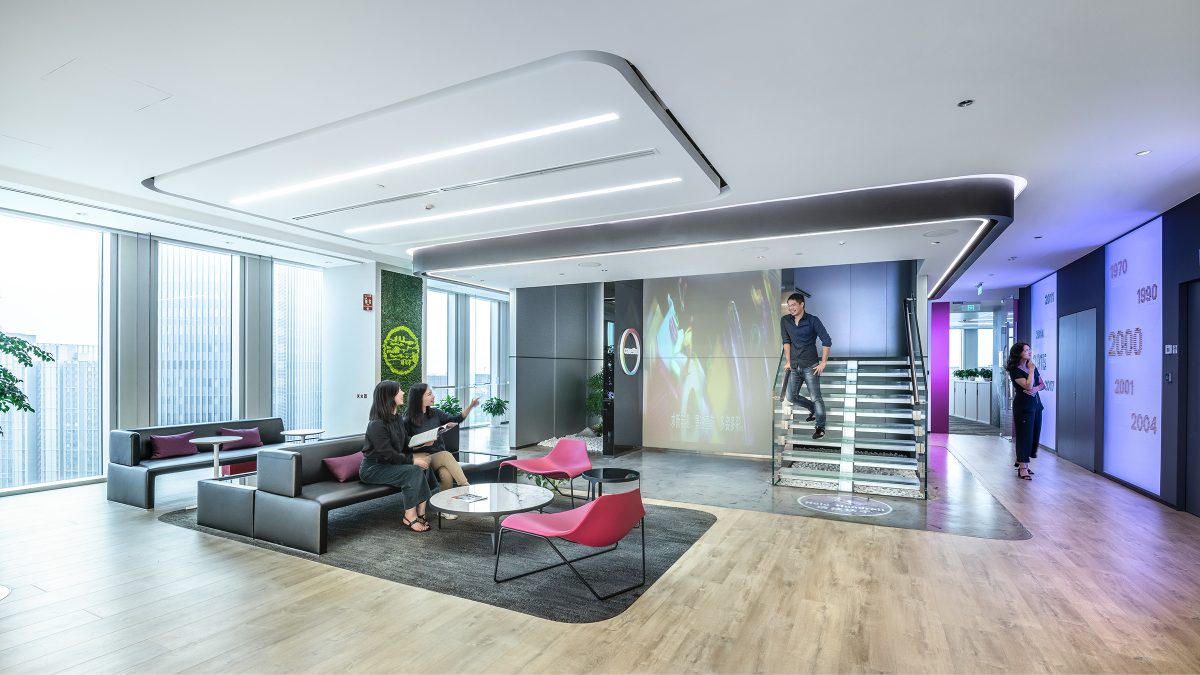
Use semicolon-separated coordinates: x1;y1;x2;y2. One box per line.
2;1;1199;295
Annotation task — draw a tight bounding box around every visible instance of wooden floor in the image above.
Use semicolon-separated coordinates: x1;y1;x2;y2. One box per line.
3;434;1200;674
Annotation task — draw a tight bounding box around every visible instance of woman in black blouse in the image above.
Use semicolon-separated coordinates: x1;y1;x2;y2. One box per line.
359;380;434;531
1006;342;1045;480
403;383;480;493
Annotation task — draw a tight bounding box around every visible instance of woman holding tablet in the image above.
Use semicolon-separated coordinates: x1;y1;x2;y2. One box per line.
404;383;480;495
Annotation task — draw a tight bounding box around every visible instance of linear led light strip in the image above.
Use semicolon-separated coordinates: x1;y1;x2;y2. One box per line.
928;218;992;297
425;217;990;273
230;112;620;206
345;177;682;234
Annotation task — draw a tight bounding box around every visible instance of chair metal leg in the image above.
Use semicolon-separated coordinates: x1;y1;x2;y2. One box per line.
493;520;646;600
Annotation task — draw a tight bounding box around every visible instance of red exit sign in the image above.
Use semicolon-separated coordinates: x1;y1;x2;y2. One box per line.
363;293;373;311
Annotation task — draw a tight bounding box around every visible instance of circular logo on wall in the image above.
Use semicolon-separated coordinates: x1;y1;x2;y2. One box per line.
797;494;893;517
382;325;420;376
619;328;641;375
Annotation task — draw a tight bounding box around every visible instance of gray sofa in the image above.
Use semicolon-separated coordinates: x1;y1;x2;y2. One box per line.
107;417;287;509
252;436;514;554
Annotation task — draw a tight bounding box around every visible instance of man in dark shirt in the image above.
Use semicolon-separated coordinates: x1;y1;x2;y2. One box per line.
780;292;832;439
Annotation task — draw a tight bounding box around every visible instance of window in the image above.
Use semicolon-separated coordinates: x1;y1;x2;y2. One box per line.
0;216;103;489
426;290;454;392
949;328;963;370
977;328;994;368
272;263;322;429
157;243;234;425
426;284;508;428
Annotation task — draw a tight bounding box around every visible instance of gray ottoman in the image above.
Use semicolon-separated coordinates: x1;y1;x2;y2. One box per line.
197;476;257;537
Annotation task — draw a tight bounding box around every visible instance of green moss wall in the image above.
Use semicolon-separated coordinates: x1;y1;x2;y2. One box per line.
379;270;423;394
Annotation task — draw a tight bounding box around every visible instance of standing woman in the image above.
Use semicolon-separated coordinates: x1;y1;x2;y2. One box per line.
403;383;479;492
360;380;434;531
1006;342;1046;480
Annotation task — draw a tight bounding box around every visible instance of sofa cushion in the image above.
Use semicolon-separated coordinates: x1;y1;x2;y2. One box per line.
300;481;397;509
322;451;364;482
219;426;263;450
149;431;197;459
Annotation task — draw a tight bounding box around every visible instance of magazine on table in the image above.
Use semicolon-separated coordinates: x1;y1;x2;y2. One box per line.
407;423;455;448
451;493;487;503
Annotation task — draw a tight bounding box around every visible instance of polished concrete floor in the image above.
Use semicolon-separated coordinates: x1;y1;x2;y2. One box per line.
463;426;1029;540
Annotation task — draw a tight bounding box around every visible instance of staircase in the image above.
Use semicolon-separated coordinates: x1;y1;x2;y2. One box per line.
771;299;928;499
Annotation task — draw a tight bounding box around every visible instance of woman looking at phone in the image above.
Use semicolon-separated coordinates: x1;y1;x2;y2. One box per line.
403;383;480;496
1006;342;1045;481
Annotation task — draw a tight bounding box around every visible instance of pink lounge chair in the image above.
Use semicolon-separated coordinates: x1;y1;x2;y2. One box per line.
493;488;646;600
499;438;591;507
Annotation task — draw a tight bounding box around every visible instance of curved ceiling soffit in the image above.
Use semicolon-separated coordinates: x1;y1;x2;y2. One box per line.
413;174;1021;299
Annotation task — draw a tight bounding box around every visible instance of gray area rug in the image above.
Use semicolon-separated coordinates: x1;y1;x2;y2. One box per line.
159;494;715;623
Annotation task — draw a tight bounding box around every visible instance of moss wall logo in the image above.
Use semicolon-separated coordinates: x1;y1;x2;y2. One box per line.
383;325;420;376
619;328;641;375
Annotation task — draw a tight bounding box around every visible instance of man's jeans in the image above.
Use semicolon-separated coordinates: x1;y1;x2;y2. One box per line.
787;365;826;429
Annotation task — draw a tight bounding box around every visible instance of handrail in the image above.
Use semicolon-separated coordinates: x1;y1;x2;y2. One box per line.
903;298;921;405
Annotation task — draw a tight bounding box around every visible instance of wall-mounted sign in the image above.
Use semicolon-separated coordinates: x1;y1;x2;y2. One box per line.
619;328;641;375
382;325;420;376
363;293;373;311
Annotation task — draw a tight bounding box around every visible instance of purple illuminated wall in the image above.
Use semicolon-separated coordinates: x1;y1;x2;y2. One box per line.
929;302;950;433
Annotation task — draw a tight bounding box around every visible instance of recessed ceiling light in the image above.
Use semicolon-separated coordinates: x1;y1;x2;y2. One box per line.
988;273;994;277
1008;256;1018;261
346;177;682;234
231;112;621;205
1034;235;1043;239
75;211;87;216
558;273;565;276
600;269;608;272
957;99;974;108
838;241;846;246
931;241;941;245
1135;150;1151;156
795;252;804;255
578;262;601;268
756;255;765;259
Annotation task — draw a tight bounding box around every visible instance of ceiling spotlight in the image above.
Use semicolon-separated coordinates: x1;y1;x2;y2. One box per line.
756;255;765;259
231;112;621;205
424;203;435;210
975;282;984;296
1135;150;1152;156
930;241;941;245
957;99;974;108
578;262;601;268
837;241;846;246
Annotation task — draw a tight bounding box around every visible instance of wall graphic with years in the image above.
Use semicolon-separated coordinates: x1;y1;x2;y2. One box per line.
1103;217;1162;494
1030;274;1057;450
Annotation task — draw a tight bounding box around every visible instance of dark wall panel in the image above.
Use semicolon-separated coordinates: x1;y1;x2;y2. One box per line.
554;284;588;360
614;280;643;449
1054;248;1106;476
515;286;556;358
790;260;915;357
514;357;555;446
1162;192;1200;506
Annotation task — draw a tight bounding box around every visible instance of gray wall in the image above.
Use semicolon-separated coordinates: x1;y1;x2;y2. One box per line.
513;283;604;447
789;260;917;357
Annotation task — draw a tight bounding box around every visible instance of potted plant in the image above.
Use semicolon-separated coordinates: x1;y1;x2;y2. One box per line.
952;369;967;380
435;393;463;453
585;371;605;434
980;368;993;381
481;396;509;426
1;332;54;436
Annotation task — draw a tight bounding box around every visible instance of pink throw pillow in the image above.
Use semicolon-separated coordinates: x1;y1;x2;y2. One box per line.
323;452;364;482
218;427;263;450
149;430;198;459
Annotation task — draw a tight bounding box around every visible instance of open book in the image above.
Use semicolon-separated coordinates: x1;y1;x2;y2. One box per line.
408;423;454;448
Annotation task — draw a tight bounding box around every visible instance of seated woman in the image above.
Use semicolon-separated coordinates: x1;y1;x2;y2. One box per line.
360;380;434;532
403;383;480;500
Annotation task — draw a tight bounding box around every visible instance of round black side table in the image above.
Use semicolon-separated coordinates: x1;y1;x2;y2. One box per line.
581;467;641;501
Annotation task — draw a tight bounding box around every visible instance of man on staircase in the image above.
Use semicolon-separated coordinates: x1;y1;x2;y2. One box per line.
780;292;832;439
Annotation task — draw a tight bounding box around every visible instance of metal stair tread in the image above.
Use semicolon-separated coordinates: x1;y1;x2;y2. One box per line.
781;451;919;469
778;467;922;488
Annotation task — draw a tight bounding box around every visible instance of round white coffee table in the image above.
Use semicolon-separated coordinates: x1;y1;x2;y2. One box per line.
190;436;241;478
429;484;554;553
282;428;324;443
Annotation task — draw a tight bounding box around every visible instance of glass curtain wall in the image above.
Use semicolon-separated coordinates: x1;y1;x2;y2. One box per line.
0;215;103;489
157;243;234;425
272;263;322;429
427;285;507;428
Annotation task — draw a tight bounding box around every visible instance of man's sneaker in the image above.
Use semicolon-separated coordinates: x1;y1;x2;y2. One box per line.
812;428;826;440
806;413;816;422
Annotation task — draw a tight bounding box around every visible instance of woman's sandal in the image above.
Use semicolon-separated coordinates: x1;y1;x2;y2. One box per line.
1014;462;1035;475
402;517;430;532
1017;466;1032;480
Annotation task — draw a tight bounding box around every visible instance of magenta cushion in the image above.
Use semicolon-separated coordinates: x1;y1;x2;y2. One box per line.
218;427;263;450
149;430;198;459
323;452;364;482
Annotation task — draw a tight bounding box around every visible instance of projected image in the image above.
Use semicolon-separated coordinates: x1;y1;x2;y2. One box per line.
643;270;780;454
